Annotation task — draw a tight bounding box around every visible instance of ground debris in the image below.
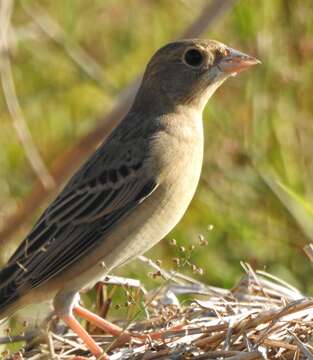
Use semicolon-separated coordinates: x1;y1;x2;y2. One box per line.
3;265;313;360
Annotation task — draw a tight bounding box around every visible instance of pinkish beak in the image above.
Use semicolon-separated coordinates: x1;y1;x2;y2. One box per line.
217;47;261;74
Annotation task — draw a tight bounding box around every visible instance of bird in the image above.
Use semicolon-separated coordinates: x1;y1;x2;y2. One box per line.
0;39;259;358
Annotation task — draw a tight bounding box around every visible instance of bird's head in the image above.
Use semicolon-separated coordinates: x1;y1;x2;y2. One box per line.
135;39;260;112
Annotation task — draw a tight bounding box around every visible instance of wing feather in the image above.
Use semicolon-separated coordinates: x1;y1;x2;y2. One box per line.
0;128;158;311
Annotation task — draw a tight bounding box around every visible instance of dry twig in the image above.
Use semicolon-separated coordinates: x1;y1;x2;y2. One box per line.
0;0;54;190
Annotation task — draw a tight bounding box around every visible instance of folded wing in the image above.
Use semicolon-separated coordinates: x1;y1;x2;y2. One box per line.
0;134;158;311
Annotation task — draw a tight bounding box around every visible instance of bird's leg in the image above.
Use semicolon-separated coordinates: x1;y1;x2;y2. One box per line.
74;304;132;344
74;304;184;343
54;291;107;359
61;313;106;358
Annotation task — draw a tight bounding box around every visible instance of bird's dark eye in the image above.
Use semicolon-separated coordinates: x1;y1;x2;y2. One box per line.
183;48;203;67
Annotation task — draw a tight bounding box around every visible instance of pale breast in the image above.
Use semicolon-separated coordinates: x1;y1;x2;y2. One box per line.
86;113;204;274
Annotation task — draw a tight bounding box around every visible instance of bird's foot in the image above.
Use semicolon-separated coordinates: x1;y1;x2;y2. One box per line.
61;312;108;359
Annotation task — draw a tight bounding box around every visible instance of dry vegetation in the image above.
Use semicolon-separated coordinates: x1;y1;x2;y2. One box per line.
2;261;313;359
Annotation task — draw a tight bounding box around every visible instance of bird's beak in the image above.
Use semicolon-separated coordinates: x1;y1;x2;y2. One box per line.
217;47;261;74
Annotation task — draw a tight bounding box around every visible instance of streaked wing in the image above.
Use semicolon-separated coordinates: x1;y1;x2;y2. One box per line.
0;129;158;310
12;178;156;290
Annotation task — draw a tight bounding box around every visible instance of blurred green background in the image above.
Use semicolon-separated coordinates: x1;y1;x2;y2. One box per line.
1;0;313;334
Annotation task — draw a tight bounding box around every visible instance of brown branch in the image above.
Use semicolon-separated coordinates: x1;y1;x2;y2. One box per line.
0;0;237;247
180;0;237;39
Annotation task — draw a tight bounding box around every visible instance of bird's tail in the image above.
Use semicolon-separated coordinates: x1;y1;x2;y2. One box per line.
0;263;22;322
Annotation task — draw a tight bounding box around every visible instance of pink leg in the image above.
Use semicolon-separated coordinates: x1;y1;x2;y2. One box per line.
74;305;131;343
74;304;184;342
61;313;108;359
